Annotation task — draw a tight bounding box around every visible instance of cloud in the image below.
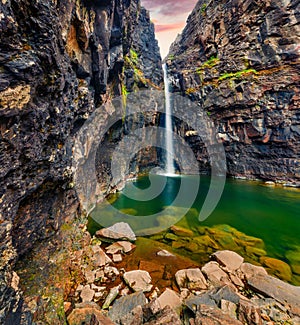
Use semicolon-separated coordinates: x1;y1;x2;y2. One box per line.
142;0;197;17
155;22;186;33
141;0;198;57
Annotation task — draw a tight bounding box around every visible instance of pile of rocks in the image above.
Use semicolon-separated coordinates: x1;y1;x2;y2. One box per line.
65;222;300;325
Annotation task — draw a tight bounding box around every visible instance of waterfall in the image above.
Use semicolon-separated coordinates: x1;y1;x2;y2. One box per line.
163;63;175;175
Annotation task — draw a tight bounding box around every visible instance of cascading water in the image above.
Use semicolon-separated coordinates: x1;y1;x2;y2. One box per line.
163;63;175;175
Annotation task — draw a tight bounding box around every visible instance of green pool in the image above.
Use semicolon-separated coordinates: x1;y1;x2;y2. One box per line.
89;174;300;284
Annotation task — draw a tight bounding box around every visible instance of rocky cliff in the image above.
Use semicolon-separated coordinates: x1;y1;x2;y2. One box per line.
167;0;300;184
0;0;162;323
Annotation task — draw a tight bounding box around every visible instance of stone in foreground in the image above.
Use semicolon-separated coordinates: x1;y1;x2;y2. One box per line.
108;291;147;323
67;302;114;325
194;304;243;325
106;241;136;254
175;268;208;290
157;288;182;312
212;250;244;272
123;270;153;292
247;273;300;315
96;222;136;242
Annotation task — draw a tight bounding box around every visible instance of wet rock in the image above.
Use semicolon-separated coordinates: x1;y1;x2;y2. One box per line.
144;305;181;325
175;268;208;291
123;270;153;293
247;273;300;315
194;304;243;325
221;299;237;319
80;285;95;303
102;285;121;310
105;241;136;254
94;249;113;267
186;292;218;311
260;256;292;281
201;262;232;287
67;302;114;325
238;300;263;325
108;291;147;323
240;263;268;281
96;223;136;242
212;251;244;272
157;288;182;312
210;286;240;305
119;305;144;325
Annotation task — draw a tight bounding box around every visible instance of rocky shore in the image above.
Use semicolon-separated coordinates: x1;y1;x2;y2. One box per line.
18;221;300;324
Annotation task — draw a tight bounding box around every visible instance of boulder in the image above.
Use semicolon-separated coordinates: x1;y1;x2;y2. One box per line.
123;270;153;292
96;222;136;242
194;304;243;325
67;302;114;325
175;268;208;291
144;305;181;325
247;273;300;315
157;288;182;312
105;241;136;254
108;291;147;323
212;251;244;272
93;248;112;267
201;261;232;287
240;262;268;280
238;299;263;325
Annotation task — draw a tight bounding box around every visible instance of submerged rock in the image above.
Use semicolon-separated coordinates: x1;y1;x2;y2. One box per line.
260;256;292;282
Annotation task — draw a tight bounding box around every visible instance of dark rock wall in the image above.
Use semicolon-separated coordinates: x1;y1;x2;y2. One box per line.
0;0;162;323
167;0;300;183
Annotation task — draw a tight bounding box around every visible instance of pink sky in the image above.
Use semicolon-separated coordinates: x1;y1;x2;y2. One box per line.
141;0;198;58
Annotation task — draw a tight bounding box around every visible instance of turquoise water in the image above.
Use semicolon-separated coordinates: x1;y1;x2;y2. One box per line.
89;174;300;282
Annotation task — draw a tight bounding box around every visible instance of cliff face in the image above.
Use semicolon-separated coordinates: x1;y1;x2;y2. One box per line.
0;0;162;323
167;0;300;183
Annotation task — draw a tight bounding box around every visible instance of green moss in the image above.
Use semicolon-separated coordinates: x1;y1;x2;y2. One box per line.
218;68;258;81
201;3;207;13
168;54;175;61
130;49;139;65
196;56;219;74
